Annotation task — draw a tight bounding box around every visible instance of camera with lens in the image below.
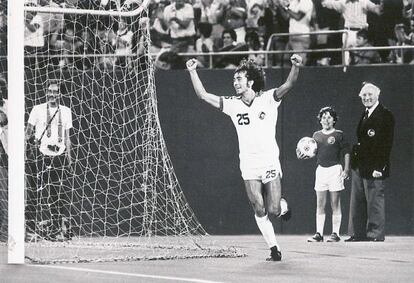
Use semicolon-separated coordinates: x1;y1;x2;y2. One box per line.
47;144;60;152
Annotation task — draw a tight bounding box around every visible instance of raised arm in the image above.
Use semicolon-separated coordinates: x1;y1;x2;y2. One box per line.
321;0;345;12
186;59;221;109
366;0;384;16
274;54;302;100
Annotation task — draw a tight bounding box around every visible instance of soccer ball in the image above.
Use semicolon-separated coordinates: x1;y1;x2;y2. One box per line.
296;137;317;159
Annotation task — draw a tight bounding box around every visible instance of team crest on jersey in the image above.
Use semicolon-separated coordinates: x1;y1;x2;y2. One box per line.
327;136;336;144
259;111;266;120
367;129;376;137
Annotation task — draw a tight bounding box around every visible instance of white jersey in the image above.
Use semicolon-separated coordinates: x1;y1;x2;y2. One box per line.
28;103;73;156
221;89;281;170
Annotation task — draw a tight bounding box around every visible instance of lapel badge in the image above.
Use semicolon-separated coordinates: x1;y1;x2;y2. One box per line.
367;129;376;137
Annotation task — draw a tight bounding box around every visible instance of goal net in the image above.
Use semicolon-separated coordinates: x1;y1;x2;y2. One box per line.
1;1;242;264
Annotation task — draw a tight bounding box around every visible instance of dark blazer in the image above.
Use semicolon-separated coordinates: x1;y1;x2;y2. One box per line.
351;103;395;179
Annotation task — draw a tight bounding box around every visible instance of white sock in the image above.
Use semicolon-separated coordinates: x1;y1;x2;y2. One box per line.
280;198;288;216
316;214;326;235
332;214;342;235
255;214;279;250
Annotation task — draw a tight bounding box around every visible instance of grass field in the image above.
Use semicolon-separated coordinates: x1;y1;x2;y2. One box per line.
1;235;413;282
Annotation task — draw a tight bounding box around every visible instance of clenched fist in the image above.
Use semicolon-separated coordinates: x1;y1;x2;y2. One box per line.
290;54;303;66
186;58;198;71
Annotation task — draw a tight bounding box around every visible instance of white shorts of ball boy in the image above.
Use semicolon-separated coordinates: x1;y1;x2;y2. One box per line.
314;164;344;192
241;161;283;184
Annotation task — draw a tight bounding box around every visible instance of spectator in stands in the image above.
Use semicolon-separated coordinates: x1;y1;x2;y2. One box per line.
39;0;64;38
195;0;226;47
114;17;134;68
402;0;413;19
95;24;116;69
246;0;266;29
37;1;65;67
245;29;265;66
408;17;414;63
409;17;414;42
350;29;381;65
261;0;290;67
61;25;82;69
224;7;248;45
195;22;216;68
24;5;45;69
387;23;412;64
132;16;150;70
214;28;248;68
164;0;196;53
280;0;314;66
76;29;96;70
154;48;186;70
322;0;383;65
149;1;171;53
308;0;342;66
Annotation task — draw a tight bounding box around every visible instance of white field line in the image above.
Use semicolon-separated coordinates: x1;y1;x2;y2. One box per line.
29;264;226;283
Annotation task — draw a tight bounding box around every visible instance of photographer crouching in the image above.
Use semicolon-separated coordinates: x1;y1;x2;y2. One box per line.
25;80;73;242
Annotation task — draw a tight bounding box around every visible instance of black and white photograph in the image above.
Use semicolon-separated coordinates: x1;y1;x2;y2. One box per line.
1;0;413;282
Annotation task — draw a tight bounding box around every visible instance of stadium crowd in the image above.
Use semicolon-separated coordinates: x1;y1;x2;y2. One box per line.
0;0;414;70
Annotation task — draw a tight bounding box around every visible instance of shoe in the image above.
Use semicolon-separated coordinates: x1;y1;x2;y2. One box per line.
307;232;323;242
266;245;282;261
280;198;291;221
344;235;367;242
326;233;341;242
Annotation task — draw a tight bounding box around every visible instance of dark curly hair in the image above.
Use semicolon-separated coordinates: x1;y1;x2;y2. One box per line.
235;59;265;93
317;106;338;126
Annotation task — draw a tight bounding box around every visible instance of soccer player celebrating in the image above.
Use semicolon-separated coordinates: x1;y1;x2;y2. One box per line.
298;107;351;242
186;54;302;261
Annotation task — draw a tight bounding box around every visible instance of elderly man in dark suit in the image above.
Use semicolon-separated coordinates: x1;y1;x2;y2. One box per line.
346;82;394;242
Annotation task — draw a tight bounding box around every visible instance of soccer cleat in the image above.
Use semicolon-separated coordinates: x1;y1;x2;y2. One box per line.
266;245;282;261
280;198;291;221
307;232;324;242
326;232;341;242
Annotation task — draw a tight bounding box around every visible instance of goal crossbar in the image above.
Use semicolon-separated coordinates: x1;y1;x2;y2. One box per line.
24;0;151;17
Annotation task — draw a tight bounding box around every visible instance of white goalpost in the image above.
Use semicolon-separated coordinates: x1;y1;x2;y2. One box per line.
4;0;242;264
8;0;26;264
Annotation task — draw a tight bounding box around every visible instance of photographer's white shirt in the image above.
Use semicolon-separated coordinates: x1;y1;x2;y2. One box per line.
28;103;73;156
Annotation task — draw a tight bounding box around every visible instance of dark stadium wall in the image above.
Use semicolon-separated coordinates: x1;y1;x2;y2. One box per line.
24;65;413;236
155;65;414;236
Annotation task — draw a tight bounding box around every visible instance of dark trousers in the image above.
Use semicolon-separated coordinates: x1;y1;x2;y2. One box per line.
26;153;69;236
348;169;385;240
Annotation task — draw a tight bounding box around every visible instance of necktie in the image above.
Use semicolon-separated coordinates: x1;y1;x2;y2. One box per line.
363;109;369;120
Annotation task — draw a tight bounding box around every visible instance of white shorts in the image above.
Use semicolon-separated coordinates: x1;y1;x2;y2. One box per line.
314;164;344;192
241;162;282;184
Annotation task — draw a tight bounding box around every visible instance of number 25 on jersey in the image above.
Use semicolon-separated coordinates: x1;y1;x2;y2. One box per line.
237;113;250;125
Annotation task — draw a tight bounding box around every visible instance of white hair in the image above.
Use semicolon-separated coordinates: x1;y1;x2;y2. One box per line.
359;82;380;97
